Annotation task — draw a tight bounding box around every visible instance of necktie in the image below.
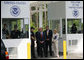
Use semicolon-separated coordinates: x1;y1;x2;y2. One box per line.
47;30;48;36
41;32;43;38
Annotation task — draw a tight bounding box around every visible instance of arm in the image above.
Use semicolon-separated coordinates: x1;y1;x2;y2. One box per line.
56;33;59;40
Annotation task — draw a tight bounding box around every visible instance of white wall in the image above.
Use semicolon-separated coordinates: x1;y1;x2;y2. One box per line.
66;1;83;18
18;39;30;59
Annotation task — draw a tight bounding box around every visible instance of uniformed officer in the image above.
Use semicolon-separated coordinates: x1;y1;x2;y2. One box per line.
2;24;9;39
11;25;21;39
31;27;36;58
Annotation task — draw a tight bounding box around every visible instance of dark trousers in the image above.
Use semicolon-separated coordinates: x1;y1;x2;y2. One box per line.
45;40;52;56
31;42;35;58
37;42;40;56
39;43;45;57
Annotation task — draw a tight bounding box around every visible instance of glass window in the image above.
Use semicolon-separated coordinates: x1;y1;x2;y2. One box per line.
62;19;66;34
31;6;36;11
46;4;47;8
2;18;29;39
67;19;83;34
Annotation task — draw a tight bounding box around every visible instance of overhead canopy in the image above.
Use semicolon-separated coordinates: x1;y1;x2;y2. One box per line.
48;1;66;20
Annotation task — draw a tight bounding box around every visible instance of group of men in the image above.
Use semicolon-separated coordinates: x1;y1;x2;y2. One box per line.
2;24;29;39
31;26;53;58
2;23;78;58
2;24;21;39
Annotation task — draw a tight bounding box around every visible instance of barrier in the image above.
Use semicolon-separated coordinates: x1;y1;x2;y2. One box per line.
63;40;67;59
27;43;31;59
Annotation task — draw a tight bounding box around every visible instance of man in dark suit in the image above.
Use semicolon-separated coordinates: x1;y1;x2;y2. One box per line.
31;27;36;58
11;25;21;39
38;28;46;57
2;24;9;39
44;26;53;57
71;23;77;34
35;28;40;57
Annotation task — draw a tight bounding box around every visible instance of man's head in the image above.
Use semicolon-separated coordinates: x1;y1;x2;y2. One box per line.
31;27;35;32
46;26;49;30
39;27;43;32
3;24;7;29
73;23;76;26
38;28;40;31
14;25;18;31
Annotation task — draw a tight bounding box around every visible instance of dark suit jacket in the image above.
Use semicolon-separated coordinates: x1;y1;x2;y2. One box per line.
44;30;53;42
31;31;35;46
35;31;40;43
38;32;45;42
11;30;21;39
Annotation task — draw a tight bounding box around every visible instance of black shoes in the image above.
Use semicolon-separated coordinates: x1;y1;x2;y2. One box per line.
32;56;36;58
45;55;48;57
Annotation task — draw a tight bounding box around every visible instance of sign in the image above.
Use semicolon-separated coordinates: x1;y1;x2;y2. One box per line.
1;1;30;18
10;5;21;17
72;9;79;17
66;1;83;18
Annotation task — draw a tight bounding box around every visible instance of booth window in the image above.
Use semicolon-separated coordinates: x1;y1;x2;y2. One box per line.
62;19;66;34
67;19;83;34
2;18;29;39
31;6;36;11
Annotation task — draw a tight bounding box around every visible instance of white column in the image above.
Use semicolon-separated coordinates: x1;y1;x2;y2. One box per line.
1;18;2;39
39;5;43;28
36;12;38;28
65;17;68;52
49;20;50;29
60;18;62;38
21;19;24;31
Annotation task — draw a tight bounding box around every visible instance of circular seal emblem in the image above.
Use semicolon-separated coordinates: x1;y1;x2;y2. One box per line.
10;5;21;17
72;9;79;17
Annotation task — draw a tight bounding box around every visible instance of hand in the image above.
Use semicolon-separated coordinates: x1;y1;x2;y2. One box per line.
47;39;49;40
42;41;44;43
52;41;54;43
40;41;44;44
40;41;42;43
31;36;34;40
6;35;10;38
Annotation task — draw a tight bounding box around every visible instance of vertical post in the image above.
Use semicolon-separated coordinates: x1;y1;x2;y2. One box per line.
21;19;23;31
79;19;81;31
65;17;68;59
60;18;62;38
44;4;46;26
49;20;50;29
36;12;38;28
45;11;46;26
27;43;31;59
63;40;67;59
27;18;31;59
39;4;43;27
1;18;2;39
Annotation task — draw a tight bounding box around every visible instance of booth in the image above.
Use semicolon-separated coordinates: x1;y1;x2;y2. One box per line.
1;1;31;59
48;1;83;53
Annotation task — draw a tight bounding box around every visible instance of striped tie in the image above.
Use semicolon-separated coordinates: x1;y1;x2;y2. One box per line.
47;31;48;36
